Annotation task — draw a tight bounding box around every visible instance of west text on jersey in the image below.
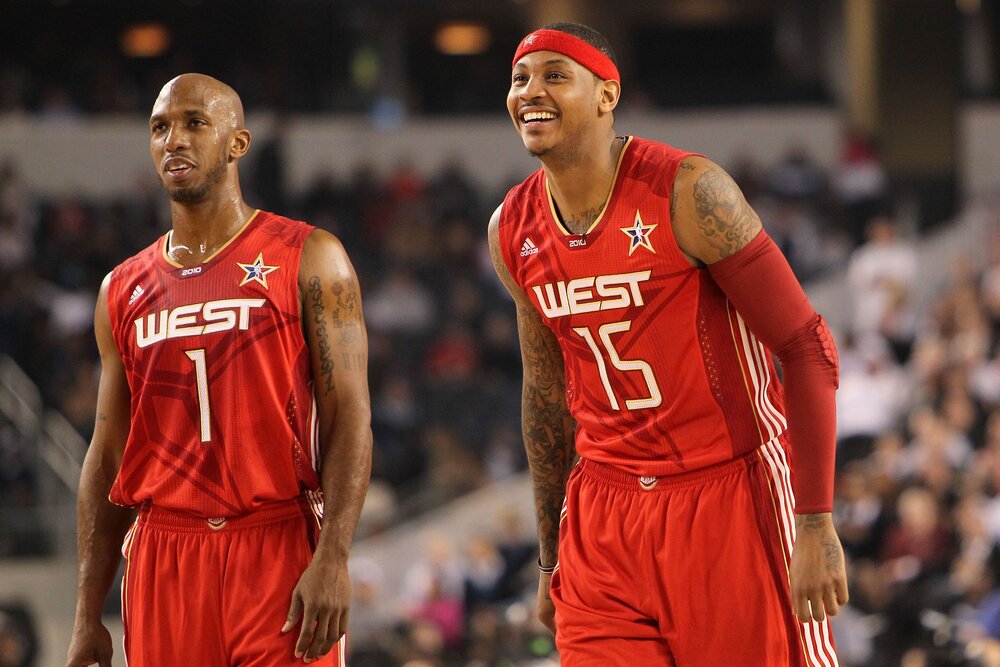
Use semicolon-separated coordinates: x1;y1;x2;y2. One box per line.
133;298;267;348
531;270;651;318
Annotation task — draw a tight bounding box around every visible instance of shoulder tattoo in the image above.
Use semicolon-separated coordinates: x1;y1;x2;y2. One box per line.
692;168;760;259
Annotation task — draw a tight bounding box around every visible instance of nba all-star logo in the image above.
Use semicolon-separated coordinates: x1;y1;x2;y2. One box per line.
621;211;657;255
237;253;279;289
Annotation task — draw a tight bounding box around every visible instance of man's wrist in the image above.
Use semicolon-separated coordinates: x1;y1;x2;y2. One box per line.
794;512;834;529
538;557;556;575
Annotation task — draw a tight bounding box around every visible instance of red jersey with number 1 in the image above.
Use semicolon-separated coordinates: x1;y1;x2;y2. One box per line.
106;210;322;517
499;136;789;476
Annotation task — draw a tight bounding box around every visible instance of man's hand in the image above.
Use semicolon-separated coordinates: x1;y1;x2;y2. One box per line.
790;512;849;623
65;620;113;667
282;556;350;663
537;571;556;635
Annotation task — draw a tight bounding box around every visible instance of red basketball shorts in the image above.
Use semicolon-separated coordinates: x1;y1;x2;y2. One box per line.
121;497;344;666
550;438;839;666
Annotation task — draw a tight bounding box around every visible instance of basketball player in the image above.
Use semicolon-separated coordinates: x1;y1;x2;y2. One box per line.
65;74;371;666
489;23;848;665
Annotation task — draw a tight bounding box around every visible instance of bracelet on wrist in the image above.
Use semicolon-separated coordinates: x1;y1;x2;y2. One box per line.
537;557;556;575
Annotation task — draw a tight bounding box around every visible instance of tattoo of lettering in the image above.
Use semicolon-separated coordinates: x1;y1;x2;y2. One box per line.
309;275;335;394
692;169;760;259
341;352;364;371
679;160;696;171
561;204;604;236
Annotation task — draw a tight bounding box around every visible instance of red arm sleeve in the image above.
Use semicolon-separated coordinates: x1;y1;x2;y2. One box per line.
707;230;839;514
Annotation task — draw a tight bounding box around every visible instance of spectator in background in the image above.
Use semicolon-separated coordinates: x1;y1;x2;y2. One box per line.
847;215;919;362
767;145;827;204
834;129;888;247
250;116;290;213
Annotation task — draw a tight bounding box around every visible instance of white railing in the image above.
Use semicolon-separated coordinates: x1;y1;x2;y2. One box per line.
0;355;84;557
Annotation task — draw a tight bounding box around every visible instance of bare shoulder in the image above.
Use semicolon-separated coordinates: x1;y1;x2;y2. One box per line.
487;204;526;301
301;228;357;282
671;155;762;264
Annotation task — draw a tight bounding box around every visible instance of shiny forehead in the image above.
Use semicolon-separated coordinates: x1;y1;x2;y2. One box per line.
150;73;244;127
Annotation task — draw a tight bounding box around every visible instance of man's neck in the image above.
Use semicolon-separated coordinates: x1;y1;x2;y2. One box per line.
168;193;255;266
542;133;625;236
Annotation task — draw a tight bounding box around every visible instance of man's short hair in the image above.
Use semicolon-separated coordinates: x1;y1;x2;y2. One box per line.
540;22;618;67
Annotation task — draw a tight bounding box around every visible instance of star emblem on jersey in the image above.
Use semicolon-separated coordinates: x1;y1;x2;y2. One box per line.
237;253;279;289
621;211;657;255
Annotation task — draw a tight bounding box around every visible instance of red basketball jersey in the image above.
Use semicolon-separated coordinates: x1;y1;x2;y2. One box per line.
107;210;321;516
499;137;788;476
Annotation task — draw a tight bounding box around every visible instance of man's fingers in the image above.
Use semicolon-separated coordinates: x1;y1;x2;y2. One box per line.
793;590;812;623
318;613;344;657
836;577;850;606
823;586;842;618
283;592;303;633
305;609;332;661
294;609;317;659
338;608;349;641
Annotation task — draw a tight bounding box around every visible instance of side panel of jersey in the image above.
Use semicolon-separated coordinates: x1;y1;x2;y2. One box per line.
107;211;320;516
499;137;787;476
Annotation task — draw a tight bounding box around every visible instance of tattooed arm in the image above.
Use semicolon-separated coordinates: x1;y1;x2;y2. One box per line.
284;229;372;661
671;157;849;622
669;156;762;264
488;206;576;634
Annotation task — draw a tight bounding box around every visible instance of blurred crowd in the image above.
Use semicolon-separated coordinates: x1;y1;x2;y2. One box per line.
8;125;1000;665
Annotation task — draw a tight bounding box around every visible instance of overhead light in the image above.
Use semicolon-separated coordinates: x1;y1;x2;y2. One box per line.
435;22;492;56
957;0;981;14
121;23;171;58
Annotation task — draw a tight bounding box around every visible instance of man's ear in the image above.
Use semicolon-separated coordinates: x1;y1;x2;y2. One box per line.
230;128;252;161
598;79;620;114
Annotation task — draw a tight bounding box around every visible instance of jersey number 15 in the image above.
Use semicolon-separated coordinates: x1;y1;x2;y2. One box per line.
573;321;662;411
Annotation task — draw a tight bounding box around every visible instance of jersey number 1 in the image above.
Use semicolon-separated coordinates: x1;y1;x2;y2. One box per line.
573;321;662;411
184;349;212;442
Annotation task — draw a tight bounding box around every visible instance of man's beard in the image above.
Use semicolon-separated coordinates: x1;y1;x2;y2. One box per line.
164;159;227;204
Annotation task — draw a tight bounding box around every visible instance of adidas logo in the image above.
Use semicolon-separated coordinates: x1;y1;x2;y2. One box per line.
520;237;540;257
128;284;145;305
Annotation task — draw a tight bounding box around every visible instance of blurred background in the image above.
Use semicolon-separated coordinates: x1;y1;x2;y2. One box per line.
2;0;1000;665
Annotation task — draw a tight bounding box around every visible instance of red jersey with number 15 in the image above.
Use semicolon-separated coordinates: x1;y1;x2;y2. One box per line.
106;210;322;517
499;137;789;476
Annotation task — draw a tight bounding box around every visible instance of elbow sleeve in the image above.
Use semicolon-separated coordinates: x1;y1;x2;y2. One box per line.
708;232;838;513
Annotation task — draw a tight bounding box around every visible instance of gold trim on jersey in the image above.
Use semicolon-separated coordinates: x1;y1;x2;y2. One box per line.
545;135;634;237
160;209;261;268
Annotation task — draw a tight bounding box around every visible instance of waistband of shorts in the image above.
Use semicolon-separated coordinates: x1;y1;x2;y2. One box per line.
137;496;312;533
577;440;781;492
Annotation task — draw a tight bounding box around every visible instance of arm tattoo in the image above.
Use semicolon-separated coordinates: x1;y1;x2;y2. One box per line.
330;281;362;345
309;275;336;395
692;169;760;259
519;310;576;566
489;211;575;565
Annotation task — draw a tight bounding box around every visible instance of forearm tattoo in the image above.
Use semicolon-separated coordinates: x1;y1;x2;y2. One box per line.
488;216;575;565
519;310;576;566
692;168;760;258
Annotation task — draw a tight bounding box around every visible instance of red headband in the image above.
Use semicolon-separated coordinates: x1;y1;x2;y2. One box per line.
512;29;620;82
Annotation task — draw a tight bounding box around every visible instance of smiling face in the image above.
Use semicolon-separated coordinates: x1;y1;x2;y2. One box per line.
149;74;249;204
507;50;617;160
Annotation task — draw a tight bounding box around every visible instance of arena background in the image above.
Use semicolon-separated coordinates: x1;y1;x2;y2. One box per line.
2;1;1000;665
